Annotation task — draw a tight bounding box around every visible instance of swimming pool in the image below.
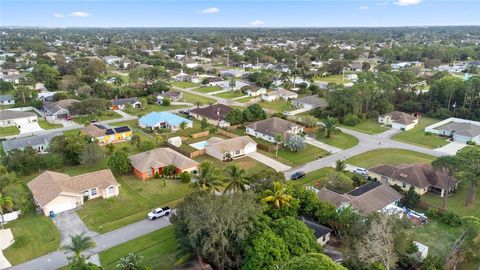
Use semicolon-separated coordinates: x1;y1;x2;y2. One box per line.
189;141;209;150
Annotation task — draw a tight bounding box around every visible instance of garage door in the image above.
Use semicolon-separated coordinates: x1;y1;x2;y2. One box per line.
48;201;76;215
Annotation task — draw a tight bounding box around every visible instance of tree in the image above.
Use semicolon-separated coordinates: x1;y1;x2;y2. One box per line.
245;104;267;121
138;141;155;152
180;172;191;183
271;217;321;256
262;182;294;209
108;151;132;175
200;118;208;129
0;194;13;228
192;161;223;193
325;172;353;193
321;117;340;138
242;229;290;270
224;164;249;193
62;232;95;258
335;159;347;172
3;147;44;175
225;109;244;125
116;253;146;270
49;135;89;165
106;143;115;155
130;135;141;148
163;164;176;178
403;186;420;208
80;143;103;166
287;135;306;152
455;146;480;207
274;134;283;158
161;96;171;106
282;253;347;270
179;121;187;135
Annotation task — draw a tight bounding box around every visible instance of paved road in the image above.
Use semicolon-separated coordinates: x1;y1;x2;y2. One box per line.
8;215;173;270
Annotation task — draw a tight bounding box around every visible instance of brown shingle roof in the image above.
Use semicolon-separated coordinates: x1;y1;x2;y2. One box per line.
381;111;417;125
205;136;256;153
189;104;232;121
246;117;303;137
129;148;199;172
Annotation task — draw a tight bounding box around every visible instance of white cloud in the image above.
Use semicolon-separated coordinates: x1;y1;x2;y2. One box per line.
249;20;265;26
395;0;421;6
200;7;220;14
358;6;369;10
70;11;90;17
53;13;65;18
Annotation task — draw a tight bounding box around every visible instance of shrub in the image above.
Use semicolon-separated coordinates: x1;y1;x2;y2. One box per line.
424;131;432;136
180;172;191;183
466;141;477;145
440;211;462;227
287;135;306;152
426;208;439;219
342;114;362;126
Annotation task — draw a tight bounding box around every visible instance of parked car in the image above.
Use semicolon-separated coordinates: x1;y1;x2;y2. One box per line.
283;111;294;116
353;168;369;176
291;171;306;180
179;109;189;115
147;207;171;220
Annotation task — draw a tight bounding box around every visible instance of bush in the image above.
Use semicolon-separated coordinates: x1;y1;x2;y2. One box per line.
466;141;477;145
440;211;462;227
342;114;362;126
426;208;439;219
287;135;306;152
180;172;191;183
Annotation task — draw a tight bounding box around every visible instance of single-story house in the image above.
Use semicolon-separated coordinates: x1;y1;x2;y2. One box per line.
27;169;120;216
424;118;480;144
129;148;199;180
0;110;37;128
244;87;267;97
245;117;304;143
378;111;419;131
0;95;15;106
205;136;257;161
301;216;332;246
157;91;183;103
317;182;403;215
206;77;226;87
221;69;248;78
2;132;62;154
291;95;328;110
111;97;142;110
189;104;232;127
43;99;79;120
261;89;298;102
369;163;457;197
80;124;132;145
139;111;193;131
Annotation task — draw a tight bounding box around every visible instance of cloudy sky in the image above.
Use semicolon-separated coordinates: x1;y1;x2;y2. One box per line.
1;0;479;27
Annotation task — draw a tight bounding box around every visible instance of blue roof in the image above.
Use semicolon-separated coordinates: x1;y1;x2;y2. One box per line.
139;111;192;127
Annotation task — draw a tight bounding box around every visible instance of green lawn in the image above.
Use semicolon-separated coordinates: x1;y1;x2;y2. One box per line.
38;119;63;130
345;148;436;168
316;74;351;84
214;91;245;99
109;120;138;127
180;92;216;105
3;215;61;265
73;111;122;125
171;81;200;88
99;226;177;270
126;104;187;117
0;125;20;136
235;96;254;103
392;117;449;149
295;167;335;186
340;119;389;135
193;155;274;179
259;100;295;112
259;144;330;167
316;132;359;149
194;86;222;94
412;220;463;260
62;128;81;136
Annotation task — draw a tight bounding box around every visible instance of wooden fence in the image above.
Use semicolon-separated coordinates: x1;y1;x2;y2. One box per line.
190;130;210;139
217;129;238;138
166;142;205;159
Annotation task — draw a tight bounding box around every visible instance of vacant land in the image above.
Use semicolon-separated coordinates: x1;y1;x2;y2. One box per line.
295;167;334;186
214;91;245;99
259;100;295;112
3;215;61;265
38;119;63;129
341;119;389;135
99;226;177;270
181;92;216;105
316;74;351;84
126;104;187;116
193;155;274;179
73;111;122;124
0;126;20;137
345;148;436;168
412;220;462;260
392;117;449;149
194;86;222;93
316;132;359;149
235;96;255;103
259;144;330;167
171;81;200;88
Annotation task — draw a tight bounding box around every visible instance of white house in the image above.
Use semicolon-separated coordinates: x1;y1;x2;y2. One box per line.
185;62;198;69
262;89;298;102
205;136;257;161
0;95;15;106
245;117;304;143
424;117;480;144
378;111;419;131
301;217;332;246
0;110;38;128
245;87;266;97
291;95;328;110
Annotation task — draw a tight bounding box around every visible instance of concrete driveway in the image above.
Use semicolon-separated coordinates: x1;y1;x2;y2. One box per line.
435;142;467;155
18;122;44;134
247;152;291;172
53;211;98;247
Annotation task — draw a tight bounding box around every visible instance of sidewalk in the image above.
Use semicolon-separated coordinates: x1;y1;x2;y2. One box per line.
305;136;342;153
247;152;292;172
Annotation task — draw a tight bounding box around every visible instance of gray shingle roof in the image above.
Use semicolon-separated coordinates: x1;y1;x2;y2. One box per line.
2;132;63;152
0;110;36;120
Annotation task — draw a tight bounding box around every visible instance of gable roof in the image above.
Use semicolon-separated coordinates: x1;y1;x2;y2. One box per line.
300;216;332;238
189;104;232;121
81;124;131;138
0;110;36;120
112;97;140;106
381;111;417;125
436;122;480;138
369;163;456;190
129;147;199;172
139;111;192;127
205;136;256;153
44;99;79;113
2;132;62;152
264;88;298;98
246;117;303;137
27;169;119;207
293;95;328;108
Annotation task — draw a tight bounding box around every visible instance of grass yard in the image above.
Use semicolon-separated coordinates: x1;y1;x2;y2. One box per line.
412;220;463;260
99;226;177;270
38;119;63;130
259;144;330;167
171;81;200;88
0;125;20;137
316;74;351;84
295;167;335;186
316;132;359;149
109;120;138;127
193;155;274;179
73;111;122;125
392;117;449;149
126;104;187;117
214;91;245;99
259;100;295;112
345;148;436;168
181;92;216;105
235;96;254;103
3;215;61;265
340;118;389;135
62;128;81;136
194;86;222;94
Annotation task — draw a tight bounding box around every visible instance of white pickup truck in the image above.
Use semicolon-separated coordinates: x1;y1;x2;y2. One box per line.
146;207;171;220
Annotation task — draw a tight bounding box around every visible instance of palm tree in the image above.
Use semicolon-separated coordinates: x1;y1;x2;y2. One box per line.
61;232;95;258
274;134;284;158
0;194;13;228
321;117;340;138
262;182;294;209
224;164;249;193
192;161;224;193
229;78;236;91
179;121;187;136
116;252;145;270
432;156;459;209
335;159;347;173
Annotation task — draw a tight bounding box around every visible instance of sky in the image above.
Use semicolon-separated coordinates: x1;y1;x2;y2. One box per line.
0;0;479;28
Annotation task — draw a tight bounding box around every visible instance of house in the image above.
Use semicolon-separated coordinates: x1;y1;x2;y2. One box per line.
0;95;15;105
43;99;79;120
206;77;226;86
246;117;304;143
2;132;62;154
412;241;429;261
37;91;56;101
348;61;364;72
185;62;198;69
104;55;121;65
244;87;266;97
80;124;132;145
378;111;419;131
27;169;120;216
261;88;298;102
205;136;257;161
189;104;232;127
424;117;480;144
317;182;403;215
111;97;142;110
0;110;37;128
369;163;457;197
129;148;199;180
157;91;183;103
221;69;248;78
139;111;193;131
291;95;328;110
347;74;358;81
301;216;332;246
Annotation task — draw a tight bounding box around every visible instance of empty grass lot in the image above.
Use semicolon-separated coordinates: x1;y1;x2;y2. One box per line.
294;167;334;186
235;96;254;103
194;86;222;94
316;74;351;84
340;119;389;135
214;91;245;99
259;100;295;112
392;117;449;149
171;81;200;88
259;144;330;167
412;220;463;260
345;148;436;168
316;132;359;149
38;119;63;129
99;226;177;270
0;126;20;137
126;104;187;116
73;111;122;125
181;92;216;105
193;155;274;179
3;215;61;265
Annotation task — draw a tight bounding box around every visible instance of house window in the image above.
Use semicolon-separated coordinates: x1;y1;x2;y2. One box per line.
108;186;115;195
90;188;97;196
83;190;89;197
235;150;240;155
